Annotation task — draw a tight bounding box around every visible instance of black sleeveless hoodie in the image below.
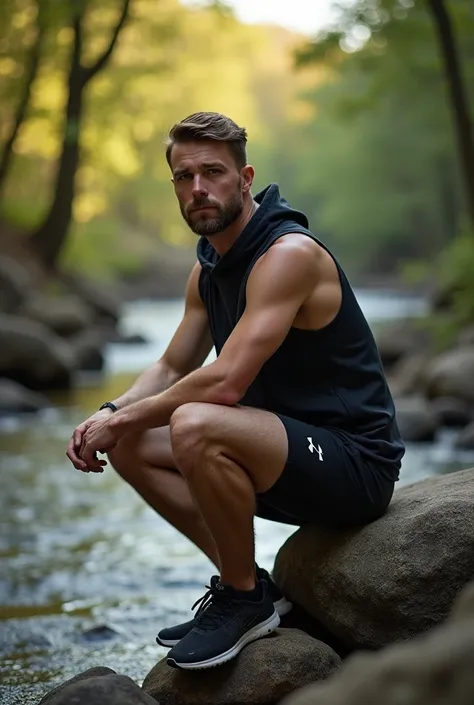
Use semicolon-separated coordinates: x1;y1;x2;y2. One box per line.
197;184;404;477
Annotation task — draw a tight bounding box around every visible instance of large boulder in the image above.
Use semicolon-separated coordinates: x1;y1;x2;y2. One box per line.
281;581;474;705
21;294;93;338
143;629;341;705
0;254;34;313
375;320;431;370
0;378;50;414
387;352;430;397
0;314;75;390
38;672;156;705
70;328;106;372
39;667;116;704
60;272;121;325
424;346;474;403
454;421;474;450
394;395;438;442
429;396;473;429
274;468;474;650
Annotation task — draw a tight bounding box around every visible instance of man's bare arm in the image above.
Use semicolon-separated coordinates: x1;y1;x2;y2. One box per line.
112;262;213;409
67;262;212;471
101;235;320;435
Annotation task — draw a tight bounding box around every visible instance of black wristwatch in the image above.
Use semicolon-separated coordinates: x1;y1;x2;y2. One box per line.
99;402;118;413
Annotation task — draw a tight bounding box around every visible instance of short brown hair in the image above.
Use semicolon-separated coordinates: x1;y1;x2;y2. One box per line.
165;112;248;169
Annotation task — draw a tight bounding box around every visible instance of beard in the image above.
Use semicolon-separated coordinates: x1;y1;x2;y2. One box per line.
180;187;244;236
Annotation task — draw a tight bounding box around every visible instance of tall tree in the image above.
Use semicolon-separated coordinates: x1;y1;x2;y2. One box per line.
0;0;46;199
296;0;474;236
427;0;474;228
29;0;131;270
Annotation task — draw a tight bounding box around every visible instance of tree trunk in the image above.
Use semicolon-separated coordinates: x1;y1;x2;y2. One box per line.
0;1;45;199
28;11;85;269
428;0;474;229
29;0;131;270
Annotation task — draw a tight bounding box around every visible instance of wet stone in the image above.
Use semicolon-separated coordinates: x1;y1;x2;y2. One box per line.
80;625;123;643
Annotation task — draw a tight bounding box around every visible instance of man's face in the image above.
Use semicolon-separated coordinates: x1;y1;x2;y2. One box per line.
170;141;250;236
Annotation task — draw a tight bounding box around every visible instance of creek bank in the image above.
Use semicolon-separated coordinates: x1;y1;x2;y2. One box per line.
0;254;151;412
36;468;474;705
376;316;474;445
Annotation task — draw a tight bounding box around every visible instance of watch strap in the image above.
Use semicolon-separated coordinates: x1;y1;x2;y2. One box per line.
99;401;118;413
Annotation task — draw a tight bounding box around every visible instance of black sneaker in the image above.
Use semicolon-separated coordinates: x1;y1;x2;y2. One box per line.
156;566;291;647
256;566;292;617
166;576;279;669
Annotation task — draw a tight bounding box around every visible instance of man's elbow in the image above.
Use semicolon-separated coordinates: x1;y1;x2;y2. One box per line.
210;371;249;407
211;382;243;407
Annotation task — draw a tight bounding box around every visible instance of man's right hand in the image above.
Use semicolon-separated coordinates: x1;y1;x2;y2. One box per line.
66;408;114;473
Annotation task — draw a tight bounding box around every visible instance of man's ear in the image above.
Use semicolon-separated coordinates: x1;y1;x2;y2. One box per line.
241;165;254;193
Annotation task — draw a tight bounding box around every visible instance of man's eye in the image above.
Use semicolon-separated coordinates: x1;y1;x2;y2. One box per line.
177;174;191;181
207;169;220;175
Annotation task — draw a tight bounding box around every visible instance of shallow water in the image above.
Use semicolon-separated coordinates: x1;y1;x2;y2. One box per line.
1;294;473;704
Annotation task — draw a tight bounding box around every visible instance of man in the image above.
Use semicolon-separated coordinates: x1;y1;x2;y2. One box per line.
67;112;404;670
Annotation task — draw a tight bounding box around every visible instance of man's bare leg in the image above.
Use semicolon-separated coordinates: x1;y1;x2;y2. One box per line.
108;427;220;567
169;402;288;591
110;405;290;667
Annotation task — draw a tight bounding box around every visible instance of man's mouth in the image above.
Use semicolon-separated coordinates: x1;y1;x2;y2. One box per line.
191;205;217;212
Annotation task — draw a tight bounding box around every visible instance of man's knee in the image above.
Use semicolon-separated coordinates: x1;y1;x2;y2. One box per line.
170;402;216;470
108;426;175;482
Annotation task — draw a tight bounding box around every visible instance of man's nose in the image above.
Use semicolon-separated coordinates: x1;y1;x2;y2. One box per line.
192;175;208;197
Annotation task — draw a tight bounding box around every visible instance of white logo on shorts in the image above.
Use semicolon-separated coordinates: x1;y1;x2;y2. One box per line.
307;437;323;461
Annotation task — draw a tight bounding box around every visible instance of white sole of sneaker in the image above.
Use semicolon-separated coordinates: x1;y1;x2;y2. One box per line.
157;598;291;648
156;636;179;648
274;596;292;617
166;610;280;669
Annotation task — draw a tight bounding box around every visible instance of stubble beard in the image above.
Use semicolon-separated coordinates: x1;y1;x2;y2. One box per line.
181;188;244;236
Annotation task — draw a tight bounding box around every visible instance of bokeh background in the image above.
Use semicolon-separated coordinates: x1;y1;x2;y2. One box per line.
1;1;474;702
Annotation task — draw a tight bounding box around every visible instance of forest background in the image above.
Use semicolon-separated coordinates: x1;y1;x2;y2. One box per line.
1;0;473;313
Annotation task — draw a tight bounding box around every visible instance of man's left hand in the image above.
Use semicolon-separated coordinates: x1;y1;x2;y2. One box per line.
80;417;123;472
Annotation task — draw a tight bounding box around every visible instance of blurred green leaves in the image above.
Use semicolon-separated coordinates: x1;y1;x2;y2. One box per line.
0;0;473;286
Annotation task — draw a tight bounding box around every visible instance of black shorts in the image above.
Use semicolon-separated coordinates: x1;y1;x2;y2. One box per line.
256;413;396;528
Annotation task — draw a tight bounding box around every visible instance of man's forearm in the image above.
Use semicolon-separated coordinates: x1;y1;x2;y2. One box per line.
111;363;238;433
112;360;181;409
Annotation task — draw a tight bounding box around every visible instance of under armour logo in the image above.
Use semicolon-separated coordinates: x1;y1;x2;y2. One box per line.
307;438;323;461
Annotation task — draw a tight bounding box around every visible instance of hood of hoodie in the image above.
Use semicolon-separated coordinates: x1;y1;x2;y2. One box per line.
196;183;309;277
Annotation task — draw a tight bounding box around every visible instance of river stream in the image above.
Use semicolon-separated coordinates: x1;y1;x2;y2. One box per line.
1;294;473;704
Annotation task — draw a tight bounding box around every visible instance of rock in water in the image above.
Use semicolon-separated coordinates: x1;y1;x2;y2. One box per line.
80;624;122;642
430;396;473;429
38;673;156;705
455;421;474;450
0;314;75;390
281;581;474;705
0;255;34;313
393;395;438;442
21;294;93;338
425;346;474;403
274;468;474;649
375;320;432;370
0;378;49;414
143;629;341;705
39;668;116;704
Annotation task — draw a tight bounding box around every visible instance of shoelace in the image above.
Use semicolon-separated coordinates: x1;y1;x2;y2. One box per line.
192;583;237;630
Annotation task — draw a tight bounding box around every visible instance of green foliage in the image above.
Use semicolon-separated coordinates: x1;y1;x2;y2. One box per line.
0;0;313;275
404;228;474;347
281;0;473;278
0;0;473;283
437;229;474;324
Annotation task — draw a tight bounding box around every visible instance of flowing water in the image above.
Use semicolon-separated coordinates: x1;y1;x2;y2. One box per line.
1;293;473;704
